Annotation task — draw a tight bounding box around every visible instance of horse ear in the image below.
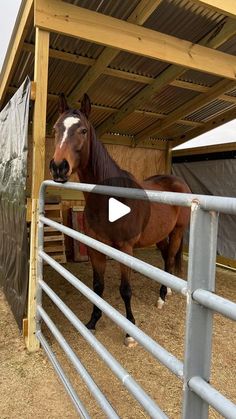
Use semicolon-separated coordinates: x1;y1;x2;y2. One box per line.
58;93;69;114
80;93;91;119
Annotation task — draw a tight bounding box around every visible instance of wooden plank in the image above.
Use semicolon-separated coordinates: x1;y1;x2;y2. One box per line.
172;141;236;156
44;204;62;210
27;28;49;352
44;245;65;253
22;318;28;339
191;0;236;18
0;0;33;107
44;235;64;242
67;0;161;106
96;18;236;137
35;0;236;81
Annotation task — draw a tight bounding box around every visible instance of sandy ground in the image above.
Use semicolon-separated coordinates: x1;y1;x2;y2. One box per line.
0;248;236;418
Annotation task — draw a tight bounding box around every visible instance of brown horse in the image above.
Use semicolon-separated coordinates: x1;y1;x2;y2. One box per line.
50;93;191;346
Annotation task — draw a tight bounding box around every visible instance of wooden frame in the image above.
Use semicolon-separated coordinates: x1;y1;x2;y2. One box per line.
35;0;236;80
27;28;49;352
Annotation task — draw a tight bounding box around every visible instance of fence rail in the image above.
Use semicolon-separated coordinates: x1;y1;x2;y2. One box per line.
36;180;236;418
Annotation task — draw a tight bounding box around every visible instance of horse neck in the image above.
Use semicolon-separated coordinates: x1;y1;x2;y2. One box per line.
78;126;126;184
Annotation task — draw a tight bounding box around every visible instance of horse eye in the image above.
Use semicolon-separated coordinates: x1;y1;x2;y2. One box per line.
82;128;87;135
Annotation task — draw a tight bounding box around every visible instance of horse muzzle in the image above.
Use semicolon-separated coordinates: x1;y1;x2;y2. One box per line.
49;159;70;183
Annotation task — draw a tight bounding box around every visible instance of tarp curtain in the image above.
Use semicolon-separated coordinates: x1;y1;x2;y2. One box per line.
173;159;236;260
0;77;30;329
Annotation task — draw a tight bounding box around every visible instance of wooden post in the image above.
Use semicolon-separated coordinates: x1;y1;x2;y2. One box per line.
165;141;172;175
26;28;49;351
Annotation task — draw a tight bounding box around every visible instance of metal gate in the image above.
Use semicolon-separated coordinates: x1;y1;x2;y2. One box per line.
36;180;236;419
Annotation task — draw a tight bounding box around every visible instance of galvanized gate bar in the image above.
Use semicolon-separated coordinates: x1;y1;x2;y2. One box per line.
39;215;187;295
188;376;236;419
36;180;236;418
36;331;91;419
39;278;168;419
37;306;120;419
193;289;236;321
182;204;219;419
40;180;236;215
39;249;184;379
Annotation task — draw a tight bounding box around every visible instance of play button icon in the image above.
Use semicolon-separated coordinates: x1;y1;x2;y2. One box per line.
84;176;150;243
109;198;131;222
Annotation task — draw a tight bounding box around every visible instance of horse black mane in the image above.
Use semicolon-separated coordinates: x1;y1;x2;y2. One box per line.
89;124;134;186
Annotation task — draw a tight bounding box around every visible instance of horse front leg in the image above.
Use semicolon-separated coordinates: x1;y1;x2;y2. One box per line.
86;249;106;331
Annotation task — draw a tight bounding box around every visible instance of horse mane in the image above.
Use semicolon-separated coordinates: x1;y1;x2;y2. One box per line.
89;125;133;185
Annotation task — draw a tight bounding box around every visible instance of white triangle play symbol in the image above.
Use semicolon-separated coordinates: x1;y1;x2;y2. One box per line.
108;198;131;222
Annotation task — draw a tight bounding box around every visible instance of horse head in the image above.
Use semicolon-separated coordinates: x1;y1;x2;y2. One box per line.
50;93;92;182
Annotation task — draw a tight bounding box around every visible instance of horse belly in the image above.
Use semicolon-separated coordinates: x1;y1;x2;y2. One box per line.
135;203;178;248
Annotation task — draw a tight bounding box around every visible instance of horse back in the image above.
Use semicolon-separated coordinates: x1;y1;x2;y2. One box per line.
143;174;191;194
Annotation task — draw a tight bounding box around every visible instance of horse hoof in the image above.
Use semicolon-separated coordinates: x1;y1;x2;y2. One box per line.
167;287;172;296
124;336;137;348
157;297;165;309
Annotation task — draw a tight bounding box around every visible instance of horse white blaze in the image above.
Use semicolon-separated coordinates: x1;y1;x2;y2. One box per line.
60;116;80;148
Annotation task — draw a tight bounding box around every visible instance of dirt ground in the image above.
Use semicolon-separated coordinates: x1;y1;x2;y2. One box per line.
0;248;236;418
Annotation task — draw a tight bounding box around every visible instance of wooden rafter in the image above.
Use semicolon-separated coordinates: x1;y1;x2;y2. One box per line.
96;18;236;137
22;38;236;105
35;0;236;80
191;0;236;18
67;0;163;106
172;105;236;148
0;0;33;108
135;78;236;142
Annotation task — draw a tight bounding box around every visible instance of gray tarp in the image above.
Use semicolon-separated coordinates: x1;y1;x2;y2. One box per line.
173;159;236;260
0;77;30;329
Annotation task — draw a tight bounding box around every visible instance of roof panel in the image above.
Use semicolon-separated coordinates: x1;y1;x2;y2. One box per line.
144;0;224;41
186;99;236;122
139;86;199;114
87;75;143;108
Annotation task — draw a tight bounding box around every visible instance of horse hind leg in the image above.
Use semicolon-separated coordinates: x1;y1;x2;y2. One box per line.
156;239;171;309
119;246;137;348
157;228;184;309
86;249;106;331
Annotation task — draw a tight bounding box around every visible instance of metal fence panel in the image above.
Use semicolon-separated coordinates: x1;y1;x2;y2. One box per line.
36;180;236;418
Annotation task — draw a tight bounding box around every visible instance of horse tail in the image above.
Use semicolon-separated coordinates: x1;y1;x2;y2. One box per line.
175;236;183;276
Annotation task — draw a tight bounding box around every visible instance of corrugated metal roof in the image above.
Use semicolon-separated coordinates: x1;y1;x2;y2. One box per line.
139;86;199;114
144;0;224;42
87;74;144;108
186;99;236;122
2;0;236;144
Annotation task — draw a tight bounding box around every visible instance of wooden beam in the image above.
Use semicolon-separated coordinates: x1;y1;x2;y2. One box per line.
191;0;236;18
0;0;33;108
135;78;236;142
23;41;236;106
172;141;236;157
35;0;236;81
172;105;236;148
23;41;95;66
96;18;236;137
67;0;162;106
27;28;50;352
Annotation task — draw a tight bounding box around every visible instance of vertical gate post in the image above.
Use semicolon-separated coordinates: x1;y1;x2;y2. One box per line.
27;28;49;351
183;202;219;419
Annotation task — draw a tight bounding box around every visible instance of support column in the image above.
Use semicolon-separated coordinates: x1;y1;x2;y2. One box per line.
182;203;219;418
27;28;49;351
165;141;172;174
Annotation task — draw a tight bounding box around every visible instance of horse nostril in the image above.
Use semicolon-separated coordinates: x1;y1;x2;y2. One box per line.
50;159;69;180
61;159;69;173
